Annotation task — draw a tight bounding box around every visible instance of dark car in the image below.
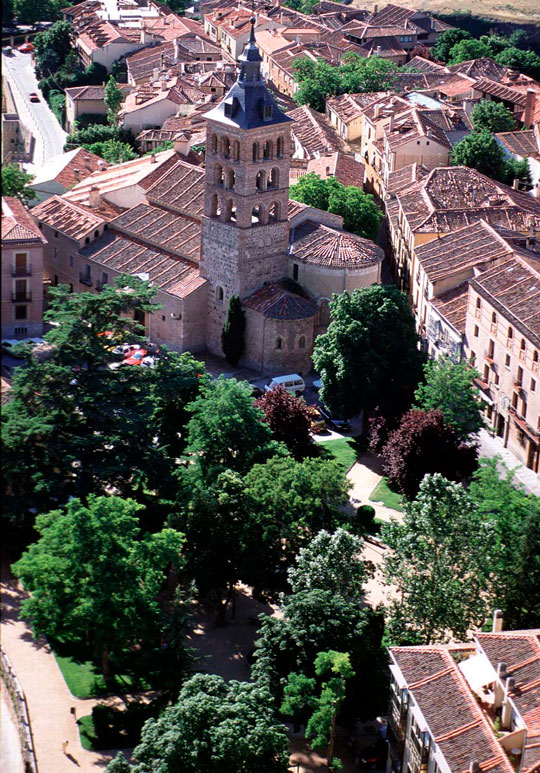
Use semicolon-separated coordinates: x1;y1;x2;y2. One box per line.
252;385;264;398
29;91;40;102
318;405;351;432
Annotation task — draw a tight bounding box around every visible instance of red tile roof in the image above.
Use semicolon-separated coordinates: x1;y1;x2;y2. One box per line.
145;156;205;218
31;195;111;240
243;281;317;320
110;202;200;262
306;152;365;188
290;219;384;269
288;104;342;158
2;197;47;244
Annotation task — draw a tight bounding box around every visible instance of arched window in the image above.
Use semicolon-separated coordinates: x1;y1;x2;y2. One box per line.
508;326;513;340
232;140;240;161
255;170;267;192
263;140;273;160
225;198;236;222
276;337;283;350
85;237;90;244
221;136;230;158
94;230;99;238
209;193;219;217
225;168;235;189
476;298;481;308
491;311;497;324
252;142;258;162
252;205;263;224
216;286;224;301
277;136;284;158
520;338;526;351
298;335;306;349
215;164;224;185
211;134;218;154
269;201;280;221
269;168;279;188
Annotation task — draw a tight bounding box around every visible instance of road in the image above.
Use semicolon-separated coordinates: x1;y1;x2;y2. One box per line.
2;50;67;170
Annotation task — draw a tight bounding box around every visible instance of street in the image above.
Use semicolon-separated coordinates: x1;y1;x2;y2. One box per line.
2;50;67;170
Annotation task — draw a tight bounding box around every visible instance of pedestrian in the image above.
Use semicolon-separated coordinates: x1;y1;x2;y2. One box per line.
61;740;69;755
70;706;77;721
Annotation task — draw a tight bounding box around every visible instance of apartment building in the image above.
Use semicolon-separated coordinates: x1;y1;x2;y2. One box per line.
388;615;540;773
1;197;47;340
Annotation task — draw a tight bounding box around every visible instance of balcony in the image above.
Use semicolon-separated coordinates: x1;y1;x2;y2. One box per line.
11;264;32;277
11;291;32;302
79;273;93;287
485;350;495;362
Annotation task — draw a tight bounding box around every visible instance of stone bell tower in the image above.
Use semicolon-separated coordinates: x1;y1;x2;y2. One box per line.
200;18;292;356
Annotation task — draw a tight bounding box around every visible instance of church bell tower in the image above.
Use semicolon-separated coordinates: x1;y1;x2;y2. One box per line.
200;18;292;356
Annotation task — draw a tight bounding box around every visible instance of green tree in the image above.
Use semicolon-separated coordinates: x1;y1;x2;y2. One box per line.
104;75;124;125
87;139;137;163
382;474;494;644
13;0;56;24
185;376;278;481
431;28;471;62
282;651;354;771
33;20;74;77
1;165;36;206
221;295;245;366
292;58;341;112
287;528;366;598
290;174;383;241
339;53;398;94
65;123;136;151
495;47;540;80
312;285;424;419
12;496;185;679
469;458;540;629
471;99;516;133
107;674;289;772
448;38;492;64
414;355;483;438
451;129;510;182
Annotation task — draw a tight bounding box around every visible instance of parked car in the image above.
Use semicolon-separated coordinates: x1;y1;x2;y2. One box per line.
18;42;34;53
112;342;139;356
28;91;40;102
264;374;305;396
2;337;44;357
141;356;156;368
308;406;326;434
318;405;351;432
312;378;323;390
123;348;148;366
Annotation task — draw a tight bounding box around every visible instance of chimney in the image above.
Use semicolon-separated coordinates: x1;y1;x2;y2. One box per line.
492;609;503;633
97;160;106;171
153;67;159;81
375;44;382;57
174;130;192;156
494;662;506;708
469;764;480;773
373;3;378;12
150;153;157;164
389;113;394;131
501;677;516;729
73;167;80;180
89;186;101;209
527;218;535;248
512;177;520;190
374;103;381;117
523;88;536;128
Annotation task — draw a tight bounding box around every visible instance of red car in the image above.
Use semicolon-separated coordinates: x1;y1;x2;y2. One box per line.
29;92;40;102
18;42;34;53
124;348;147;366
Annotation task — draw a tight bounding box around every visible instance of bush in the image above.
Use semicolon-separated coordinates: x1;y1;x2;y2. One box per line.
48;89;66;127
75;113;109;130
356;504;376;531
66;123;136;151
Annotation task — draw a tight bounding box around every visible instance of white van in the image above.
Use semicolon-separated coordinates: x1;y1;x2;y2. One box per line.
264;374;305;396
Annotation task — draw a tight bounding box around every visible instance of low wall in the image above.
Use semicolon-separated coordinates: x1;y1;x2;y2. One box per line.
1;646;38;773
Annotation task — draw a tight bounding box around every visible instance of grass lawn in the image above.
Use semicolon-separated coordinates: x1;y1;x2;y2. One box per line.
369;477;404;512
318;437;359;471
78;715;98;751
53;648;140;699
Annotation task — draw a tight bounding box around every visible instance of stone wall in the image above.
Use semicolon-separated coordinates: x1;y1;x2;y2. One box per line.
242;308;315;375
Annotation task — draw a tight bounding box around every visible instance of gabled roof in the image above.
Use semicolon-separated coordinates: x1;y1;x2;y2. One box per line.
145;156;205;218
110;202;201;262
384;108;452;151
288;104;342;158
2;197;47;244
496;129;539;158
430;280;469;334
243;280;317;320
31;195;111;240
29;147;108;190
447;57;507;81
472;77;528;107
326;92;386;123
290;219;383;269
306;152;364;188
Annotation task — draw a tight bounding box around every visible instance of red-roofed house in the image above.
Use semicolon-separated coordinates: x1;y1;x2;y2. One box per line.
2;197;47;340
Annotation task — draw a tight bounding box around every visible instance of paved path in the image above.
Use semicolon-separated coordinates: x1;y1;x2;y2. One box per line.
347;452;404;524
1;682;25;773
1;562;126;773
476;428;540;495
2;51;67;170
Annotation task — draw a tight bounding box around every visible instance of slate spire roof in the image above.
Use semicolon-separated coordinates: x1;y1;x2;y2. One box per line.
203;17;291;130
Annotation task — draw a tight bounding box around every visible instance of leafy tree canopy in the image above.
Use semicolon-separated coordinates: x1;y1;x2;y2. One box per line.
382;474;494;644
312;285;424;418
104;75;124;125
1;165;36;207
413;355;483;439
448;38;492;64
33;20;74;77
292;55;397;112
12;496;185;677
86;139;137;164
431;28;471;62
107;674;289;773
451;129;517;184
255;385;313;460
470;99;516;133
66;123;136;152
495;46;540;80
290;173;384;241
381;409;478;499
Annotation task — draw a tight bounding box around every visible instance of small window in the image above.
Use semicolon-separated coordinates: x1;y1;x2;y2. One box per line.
531;378;536;392
216;286;224;301
534;350;539;363
263;104;272;120
476;298;481;309
520;338;526;351
293;263;299;282
298;335;306;349
276;337;283;350
54;231;58;238
85;237;90;244
14;326;27;336
505;354;511;368
224;102;233;117
474;325;479;337
508;326;513;339
15;305;27;320
102;272;108;287
54;246;58;259
69;283;74;293
492;312;497;324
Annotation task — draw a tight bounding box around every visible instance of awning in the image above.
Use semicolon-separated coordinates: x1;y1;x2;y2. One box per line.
459;654;497;691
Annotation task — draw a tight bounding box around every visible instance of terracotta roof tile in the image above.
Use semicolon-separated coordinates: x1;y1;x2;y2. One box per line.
307;152;364;188
430;280;469;334
496;129;539;158
288;104;342;158
145;156;205;218
31;195;110;240
243;280;317;320
2;197;47;243
110;202;200;262
290;219;383;269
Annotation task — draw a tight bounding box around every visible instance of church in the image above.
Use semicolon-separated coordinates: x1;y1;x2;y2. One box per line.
32;20;383;375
